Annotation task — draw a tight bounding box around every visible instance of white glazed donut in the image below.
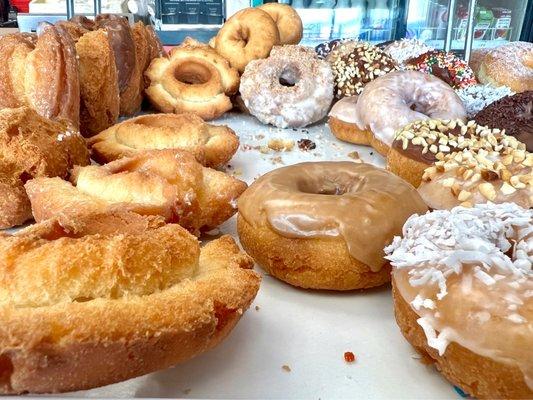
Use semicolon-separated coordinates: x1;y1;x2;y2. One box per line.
240;45;334;128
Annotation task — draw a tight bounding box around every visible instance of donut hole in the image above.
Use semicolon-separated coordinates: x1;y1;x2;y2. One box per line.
279;66;301;88
174;62;211;85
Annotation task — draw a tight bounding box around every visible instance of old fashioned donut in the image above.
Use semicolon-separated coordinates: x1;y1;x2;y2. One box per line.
0;107;89;229
237;162;427;290
214;8;280;73
418;133;531;210
387;119;514;188
474;91;532;151
477;41;532;93
383;38;433;65
145;38;239;120
0;211;260;394
328;70;466;156
406;50;477;89
240;45;333;128
87;113;239;168
25;149;247;235
385;203;532;399
258;3;302;45
326;40;399;98
0;24;80;129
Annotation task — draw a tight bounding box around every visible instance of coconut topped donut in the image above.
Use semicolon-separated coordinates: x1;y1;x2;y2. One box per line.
326;40;399;98
383;38;433;65
456;84;514;118
385;202;532;396
406;50;477;89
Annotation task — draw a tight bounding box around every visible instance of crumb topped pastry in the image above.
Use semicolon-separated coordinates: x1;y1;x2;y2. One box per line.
456;84;514;118
383;38;433;65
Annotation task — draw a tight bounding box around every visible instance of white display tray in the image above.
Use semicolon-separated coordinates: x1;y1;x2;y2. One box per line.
14;113;458;399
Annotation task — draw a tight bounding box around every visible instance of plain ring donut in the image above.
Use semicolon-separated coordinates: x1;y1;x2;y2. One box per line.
214;8;280;73
258;3;303;45
237;161;427;291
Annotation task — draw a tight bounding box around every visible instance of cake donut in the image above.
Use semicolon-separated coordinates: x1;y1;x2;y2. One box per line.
237;162;428;291
240;45;334;128
214;8;280;73
406;50;477;89
419;136;531;210
387;119;511;187
477;41;532;93
326;40;399;98
456;84;514;118
385;203;533;399
474;91;532;152
145;37;240;120
328;70;466;156
383;38;433;65
258;3;302;45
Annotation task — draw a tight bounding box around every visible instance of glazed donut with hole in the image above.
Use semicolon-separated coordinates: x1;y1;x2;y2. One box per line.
145;37;239;120
240;45;334;128
237;162;427;291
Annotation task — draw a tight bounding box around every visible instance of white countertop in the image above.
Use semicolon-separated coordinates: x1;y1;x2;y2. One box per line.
28;113;459;399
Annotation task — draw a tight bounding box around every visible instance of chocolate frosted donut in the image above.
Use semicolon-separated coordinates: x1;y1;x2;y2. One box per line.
474;91;532;152
237;162;428;290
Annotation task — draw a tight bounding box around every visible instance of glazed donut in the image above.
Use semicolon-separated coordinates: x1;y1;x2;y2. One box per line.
456;83;514;118
474;91;532;152
237;162;427;290
0;107;89;229
214;8;280;73
87;113;239;168
258;3;302;45
326;40;399;98
0;211;259;394
385;203;533;399
477;41;532;93
328;70;466;156
418;134;531;209
406;50;477;89
145;37;240;120
387;119;513;188
25;149;247;234
240;45;334;128
383;38;433;65
132;21;165;94
0;24;80;129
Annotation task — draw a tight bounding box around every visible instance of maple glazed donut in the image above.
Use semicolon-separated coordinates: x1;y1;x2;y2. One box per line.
214;8;280;73
237;162;428;291
328;70;466;156
240;45;334;128
258;3;303;45
386;203;533;399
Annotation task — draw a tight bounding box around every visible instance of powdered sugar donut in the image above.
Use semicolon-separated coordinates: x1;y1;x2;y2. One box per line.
240;45;334;128
383;38;433;65
456;84;514;118
386;202;533;399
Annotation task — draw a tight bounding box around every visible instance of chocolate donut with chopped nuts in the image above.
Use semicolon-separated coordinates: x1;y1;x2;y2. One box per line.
326;40;399;99
416;126;531;209
387;119;505;187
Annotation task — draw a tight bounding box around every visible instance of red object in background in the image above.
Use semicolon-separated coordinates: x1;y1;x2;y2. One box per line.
344;351;356;363
10;0;29;13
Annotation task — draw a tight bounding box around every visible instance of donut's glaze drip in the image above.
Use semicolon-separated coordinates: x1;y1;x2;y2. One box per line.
331;70;466;146
238;162;427;271
385;203;533;389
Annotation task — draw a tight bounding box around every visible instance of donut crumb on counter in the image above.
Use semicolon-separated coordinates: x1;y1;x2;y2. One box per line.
268;138;295;152
297;138;316;151
344;352;356;363
281;365;291;372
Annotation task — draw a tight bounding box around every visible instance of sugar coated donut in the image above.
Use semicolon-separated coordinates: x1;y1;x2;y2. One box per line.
214;8;280;73
145;37;239;120
406;50;477;89
237;162;428;290
387;119;513;187
240;45;333;128
383;38;433;65
474;91;532;152
419;130;531;209
456;83;514;118
326;40;399;98
328;70;466;156
385;203;533;399
477;41;533;93
258;3;302;45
